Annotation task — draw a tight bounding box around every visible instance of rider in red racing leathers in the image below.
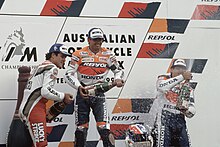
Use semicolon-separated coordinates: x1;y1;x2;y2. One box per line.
64;28;124;147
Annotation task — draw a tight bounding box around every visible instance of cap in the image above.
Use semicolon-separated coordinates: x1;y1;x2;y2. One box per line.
88;28;104;39
49;43;71;57
171;59;186;68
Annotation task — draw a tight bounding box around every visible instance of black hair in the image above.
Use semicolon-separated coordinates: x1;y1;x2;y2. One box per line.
45;52;59;60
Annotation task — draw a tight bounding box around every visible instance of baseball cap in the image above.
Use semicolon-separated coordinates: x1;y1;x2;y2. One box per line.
171;59;186;68
49;43;71;57
88;28;104;39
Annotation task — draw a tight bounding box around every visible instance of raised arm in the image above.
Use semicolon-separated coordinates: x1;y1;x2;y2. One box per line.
107;54;124;87
64;55;81;90
157;74;184;93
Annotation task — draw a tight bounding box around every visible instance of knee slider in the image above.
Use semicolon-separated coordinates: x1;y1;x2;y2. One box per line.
97;125;115;147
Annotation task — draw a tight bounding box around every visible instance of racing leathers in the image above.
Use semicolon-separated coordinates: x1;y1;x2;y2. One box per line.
19;60;66;147
64;46;124;147
152;74;196;147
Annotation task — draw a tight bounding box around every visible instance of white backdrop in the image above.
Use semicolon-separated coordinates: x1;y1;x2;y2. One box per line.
0;0;220;147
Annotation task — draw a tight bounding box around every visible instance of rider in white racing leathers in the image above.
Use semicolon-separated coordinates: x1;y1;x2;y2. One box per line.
151;59;196;147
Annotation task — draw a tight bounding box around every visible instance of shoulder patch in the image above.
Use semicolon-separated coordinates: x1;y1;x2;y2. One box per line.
50;68;58;80
53;68;58;76
99;57;108;62
102;50;112;55
80;51;89;56
72;55;80;62
82;57;94;62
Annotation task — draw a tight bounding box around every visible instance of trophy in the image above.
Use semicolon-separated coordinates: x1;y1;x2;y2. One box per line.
176;81;190;110
84;81;116;97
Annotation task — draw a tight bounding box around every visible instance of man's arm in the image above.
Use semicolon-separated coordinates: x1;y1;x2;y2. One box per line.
41;66;64;102
184;89;196;118
157;75;184;93
108;55;124;87
64;55;82;90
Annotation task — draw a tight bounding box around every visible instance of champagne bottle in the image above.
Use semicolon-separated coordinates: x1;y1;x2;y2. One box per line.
177;81;190;110
85;82;116;97
46;102;66;122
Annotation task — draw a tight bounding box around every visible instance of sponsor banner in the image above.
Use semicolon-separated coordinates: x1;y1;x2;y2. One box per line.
0;0;46;15
137;42;179;58
0;0;161;17
80;0;125;17
118;2;160;18
110;113;147;124
0;1;218;147
0;0;211;20
145;33;182;44
81;0;161;18
192;5;220;20
149;19;189;34
40;0;86;16
56;17;152;98
0;15;66;99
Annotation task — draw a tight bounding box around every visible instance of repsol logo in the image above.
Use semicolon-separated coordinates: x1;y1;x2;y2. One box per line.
82;62;107;68
111;115;140;121
81;75;104;80
53;117;63;122
159;78;178;87
148;35;175;40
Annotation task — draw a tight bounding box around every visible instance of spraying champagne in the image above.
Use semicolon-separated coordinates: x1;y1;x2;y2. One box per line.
176;80;191;110
83;81;117;97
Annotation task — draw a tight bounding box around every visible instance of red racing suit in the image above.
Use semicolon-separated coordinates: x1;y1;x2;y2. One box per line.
19;60;65;147
64;46;124;124
152;74;196;147
64;46;124;89
64;46;124;147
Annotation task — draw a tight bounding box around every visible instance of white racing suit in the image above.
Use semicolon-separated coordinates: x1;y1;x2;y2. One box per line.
152;74;196;147
19;60;65;147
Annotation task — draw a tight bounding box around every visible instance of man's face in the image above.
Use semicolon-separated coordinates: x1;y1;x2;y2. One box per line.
171;66;186;77
52;53;67;69
88;38;104;52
